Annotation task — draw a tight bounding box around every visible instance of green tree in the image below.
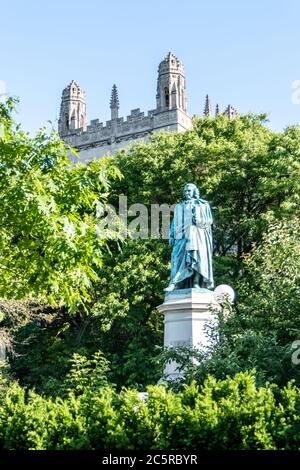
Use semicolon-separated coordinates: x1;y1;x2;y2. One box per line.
0;99;122;312
4;106;300;394
176;218;300;388
238;217;300;342
112;114;300;260
105;116;300;387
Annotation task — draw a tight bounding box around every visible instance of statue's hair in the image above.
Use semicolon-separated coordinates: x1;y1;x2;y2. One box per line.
184;183;200;199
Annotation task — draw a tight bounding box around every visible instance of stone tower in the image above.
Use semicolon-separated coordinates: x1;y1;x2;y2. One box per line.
58;80;87;137
156;52;187;112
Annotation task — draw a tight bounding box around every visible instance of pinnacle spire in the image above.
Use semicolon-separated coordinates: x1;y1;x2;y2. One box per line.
223;104;238;119
215;103;220;117
110;84;119;109
110;84;119;120
204;94;211;117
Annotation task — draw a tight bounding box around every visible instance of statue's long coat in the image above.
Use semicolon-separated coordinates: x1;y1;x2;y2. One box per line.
169;198;214;288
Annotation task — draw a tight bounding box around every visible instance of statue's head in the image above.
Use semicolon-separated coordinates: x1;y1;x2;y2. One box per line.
183;183;200;200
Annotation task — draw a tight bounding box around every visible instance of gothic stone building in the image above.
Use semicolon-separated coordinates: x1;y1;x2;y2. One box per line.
58;52;237;162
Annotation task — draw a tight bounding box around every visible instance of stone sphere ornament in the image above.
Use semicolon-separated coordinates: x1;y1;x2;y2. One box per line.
213;284;235;305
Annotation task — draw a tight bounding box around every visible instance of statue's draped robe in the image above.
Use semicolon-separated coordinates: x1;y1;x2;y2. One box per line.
169;199;214;288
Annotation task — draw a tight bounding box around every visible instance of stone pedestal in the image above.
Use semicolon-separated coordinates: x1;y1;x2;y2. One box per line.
157;288;217;380
0;339;6;362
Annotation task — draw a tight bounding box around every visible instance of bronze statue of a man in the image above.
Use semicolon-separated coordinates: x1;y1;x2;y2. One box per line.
165;183;214;292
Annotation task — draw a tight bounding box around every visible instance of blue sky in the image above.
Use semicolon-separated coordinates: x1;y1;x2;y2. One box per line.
1;0;300;133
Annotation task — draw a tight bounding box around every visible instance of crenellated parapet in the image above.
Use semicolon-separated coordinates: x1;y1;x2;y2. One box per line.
68;108;156;136
64;103;191;162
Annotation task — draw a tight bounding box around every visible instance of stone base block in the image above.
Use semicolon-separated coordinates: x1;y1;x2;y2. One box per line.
157;288;217;380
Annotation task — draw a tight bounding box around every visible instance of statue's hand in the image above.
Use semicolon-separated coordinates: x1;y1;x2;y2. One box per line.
193;216;209;229
193;215;202;226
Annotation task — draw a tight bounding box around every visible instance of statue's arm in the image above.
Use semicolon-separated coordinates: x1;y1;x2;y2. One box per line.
206;203;213;226
193;202;213;228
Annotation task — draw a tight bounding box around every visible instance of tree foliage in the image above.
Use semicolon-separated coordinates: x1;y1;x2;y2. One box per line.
163;218;300;388
113;114;300;260
0;99;122;312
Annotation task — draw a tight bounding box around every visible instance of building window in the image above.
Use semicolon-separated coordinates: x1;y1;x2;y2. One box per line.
164;87;169;107
80;114;85;128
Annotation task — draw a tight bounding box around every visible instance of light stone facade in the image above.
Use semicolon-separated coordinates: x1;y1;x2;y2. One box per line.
58;52;238;162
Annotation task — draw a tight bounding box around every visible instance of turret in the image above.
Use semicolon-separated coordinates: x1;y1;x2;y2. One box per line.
156;52;187;112
58;80;87;136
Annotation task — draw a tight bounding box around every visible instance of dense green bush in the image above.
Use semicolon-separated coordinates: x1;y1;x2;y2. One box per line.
1;371;300;450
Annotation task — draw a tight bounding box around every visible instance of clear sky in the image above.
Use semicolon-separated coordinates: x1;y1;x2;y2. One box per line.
1;0;300;133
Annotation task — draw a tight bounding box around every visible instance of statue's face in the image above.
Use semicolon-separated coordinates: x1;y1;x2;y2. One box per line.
184;185;194;200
